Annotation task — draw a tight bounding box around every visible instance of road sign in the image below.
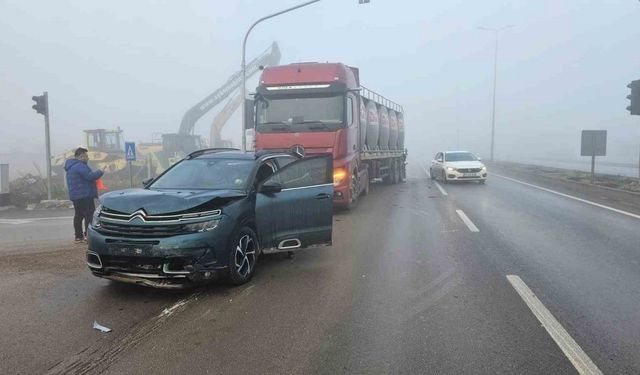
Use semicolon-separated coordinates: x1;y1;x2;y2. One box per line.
580;130;606;157
580;130;607;184
125;142;137;161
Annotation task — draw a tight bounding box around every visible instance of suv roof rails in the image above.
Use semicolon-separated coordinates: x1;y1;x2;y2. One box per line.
253;150;291;159
187;148;241;159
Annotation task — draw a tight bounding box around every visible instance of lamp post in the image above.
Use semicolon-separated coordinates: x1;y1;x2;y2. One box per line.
241;0;321;151
479;25;513;161
240;0;371;151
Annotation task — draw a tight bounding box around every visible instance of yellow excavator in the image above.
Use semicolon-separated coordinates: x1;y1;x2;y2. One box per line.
52;42;281;177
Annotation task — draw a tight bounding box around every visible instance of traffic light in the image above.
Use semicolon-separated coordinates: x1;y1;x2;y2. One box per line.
627;80;640;116
32;94;48;115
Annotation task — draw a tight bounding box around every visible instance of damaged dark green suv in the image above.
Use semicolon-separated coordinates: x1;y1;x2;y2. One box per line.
86;149;333;288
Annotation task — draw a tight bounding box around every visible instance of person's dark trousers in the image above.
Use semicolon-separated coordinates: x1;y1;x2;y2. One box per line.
72;197;95;239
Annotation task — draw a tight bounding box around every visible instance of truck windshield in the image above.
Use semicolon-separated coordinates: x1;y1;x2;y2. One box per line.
256;94;344;132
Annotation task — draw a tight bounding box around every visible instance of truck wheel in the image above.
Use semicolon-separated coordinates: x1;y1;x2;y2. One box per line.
361;170;370;196
382;164;392;185
393;161;400;184
227;227;258;286
347;173;359;210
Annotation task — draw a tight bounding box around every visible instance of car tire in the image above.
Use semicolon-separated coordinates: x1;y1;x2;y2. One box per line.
441;170;448;184
429;168;435;180
227;227;259;286
479;179;486;184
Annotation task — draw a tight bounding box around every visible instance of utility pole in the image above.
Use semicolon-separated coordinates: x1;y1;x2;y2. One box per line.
32;92;52;200
626;80;640;179
479;25;513;162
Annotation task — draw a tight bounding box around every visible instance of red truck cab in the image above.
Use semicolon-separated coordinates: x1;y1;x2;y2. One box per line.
254;63;361;207
254;62;406;208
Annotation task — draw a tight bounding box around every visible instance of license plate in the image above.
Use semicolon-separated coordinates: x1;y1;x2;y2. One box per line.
109;244;152;256
462;173;477;177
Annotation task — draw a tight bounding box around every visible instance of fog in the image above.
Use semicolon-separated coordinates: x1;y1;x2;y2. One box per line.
1;0;639;178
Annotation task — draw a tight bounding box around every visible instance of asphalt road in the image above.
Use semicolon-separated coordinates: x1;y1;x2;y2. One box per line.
1;163;639;374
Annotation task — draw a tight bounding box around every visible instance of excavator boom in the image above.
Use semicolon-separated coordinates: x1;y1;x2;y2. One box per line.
178;42;281;135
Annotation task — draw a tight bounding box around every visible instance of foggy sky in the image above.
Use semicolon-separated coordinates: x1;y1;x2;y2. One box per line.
1;0;639;176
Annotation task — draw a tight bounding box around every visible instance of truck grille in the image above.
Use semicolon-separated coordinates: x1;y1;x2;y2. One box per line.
457;168;482;173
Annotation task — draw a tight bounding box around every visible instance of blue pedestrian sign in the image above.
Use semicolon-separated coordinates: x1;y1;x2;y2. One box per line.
125;142;136;161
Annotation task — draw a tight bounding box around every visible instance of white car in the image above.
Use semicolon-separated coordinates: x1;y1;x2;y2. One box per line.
430;151;487;184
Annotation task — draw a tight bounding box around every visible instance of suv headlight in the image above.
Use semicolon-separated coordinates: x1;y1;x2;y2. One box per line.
184;219;221;233
91;205;102;228
481;166;487;171
446;167;456;172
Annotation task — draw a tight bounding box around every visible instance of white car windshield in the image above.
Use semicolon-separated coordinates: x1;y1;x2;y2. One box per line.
445;152;478;162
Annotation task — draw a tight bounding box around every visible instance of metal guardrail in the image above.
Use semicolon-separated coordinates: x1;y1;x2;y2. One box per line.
360;86;404;113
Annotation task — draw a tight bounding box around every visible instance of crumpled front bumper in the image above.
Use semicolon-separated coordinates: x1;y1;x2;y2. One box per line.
86;222;234;289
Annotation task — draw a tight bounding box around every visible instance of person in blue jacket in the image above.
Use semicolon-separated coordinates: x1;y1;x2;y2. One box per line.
64;147;104;242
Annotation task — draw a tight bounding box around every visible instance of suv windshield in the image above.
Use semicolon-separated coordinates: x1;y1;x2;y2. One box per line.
149;159;254;190
445;152;478;162
257;95;343;132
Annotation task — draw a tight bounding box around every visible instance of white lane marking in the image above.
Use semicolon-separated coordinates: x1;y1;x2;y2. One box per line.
0;216;73;225
507;275;603;375
0;219;33;225
493;173;640;220
455;209;479;232
421;165;448;196
31;216;74;220
434;181;448;196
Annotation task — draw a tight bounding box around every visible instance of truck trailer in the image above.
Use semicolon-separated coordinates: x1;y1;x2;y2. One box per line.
253;62;407;209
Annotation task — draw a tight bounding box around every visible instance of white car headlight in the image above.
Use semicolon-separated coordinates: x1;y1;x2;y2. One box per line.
446;167;456;172
184;219;221;233
91;205;102;228
481;166;487;171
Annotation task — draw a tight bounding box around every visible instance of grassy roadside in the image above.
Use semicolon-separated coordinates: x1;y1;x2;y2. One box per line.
493;161;640;195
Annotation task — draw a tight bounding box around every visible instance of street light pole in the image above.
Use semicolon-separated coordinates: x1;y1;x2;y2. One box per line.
479;25;513;162
241;0;321;151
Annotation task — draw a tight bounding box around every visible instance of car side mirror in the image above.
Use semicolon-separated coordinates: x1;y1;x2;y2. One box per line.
142;177;153;187
259;181;282;194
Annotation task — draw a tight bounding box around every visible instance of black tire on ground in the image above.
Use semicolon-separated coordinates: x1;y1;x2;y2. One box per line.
429;168;435;180
441;170;448;184
227;226;259;286
346;173;359;210
383;163;392;185
479;179;486;184
361;170;370;196
390;162;397;185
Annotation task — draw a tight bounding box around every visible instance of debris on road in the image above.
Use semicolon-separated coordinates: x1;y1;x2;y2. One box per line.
93;321;112;333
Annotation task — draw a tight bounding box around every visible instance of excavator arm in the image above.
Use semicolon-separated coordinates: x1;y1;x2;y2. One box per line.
209;92;244;147
178;42;281;135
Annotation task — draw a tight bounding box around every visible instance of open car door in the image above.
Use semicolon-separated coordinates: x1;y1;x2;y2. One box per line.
256;155;333;254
